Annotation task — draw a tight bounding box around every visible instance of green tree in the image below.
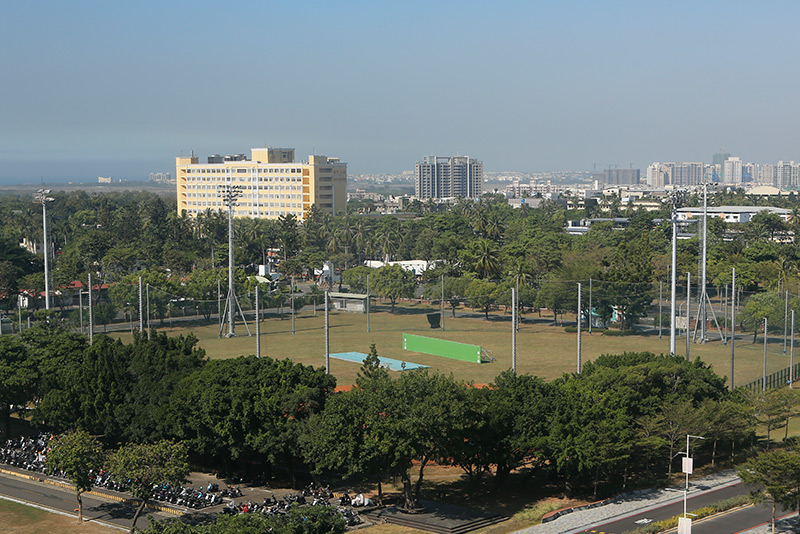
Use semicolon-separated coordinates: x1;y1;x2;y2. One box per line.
741;291;785;343
371;265;415;313
107;440;189;534
465;279;498;320
93;301;117;332
46;430;105;523
0;336;37;437
342;265;374;293
739;449;800;533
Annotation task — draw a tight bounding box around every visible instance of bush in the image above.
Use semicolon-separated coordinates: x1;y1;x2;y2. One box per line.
603;329;636;336
512;500;566;524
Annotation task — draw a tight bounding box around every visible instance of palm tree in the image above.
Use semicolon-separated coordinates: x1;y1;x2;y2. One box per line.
474;239;500;279
485;212;505;242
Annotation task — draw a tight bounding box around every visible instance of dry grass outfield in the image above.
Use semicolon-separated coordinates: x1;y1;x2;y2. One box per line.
0;499;115;534
115;300;791;388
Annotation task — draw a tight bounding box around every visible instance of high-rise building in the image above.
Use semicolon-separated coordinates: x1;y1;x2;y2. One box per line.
176;147;347;220
775;161;800;189
713;151;731;166
646;162;703;187
414;156;483;199
591;168;640;185
722;157;742;184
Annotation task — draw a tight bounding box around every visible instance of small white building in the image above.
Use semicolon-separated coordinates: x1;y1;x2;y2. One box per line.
677;206;791;224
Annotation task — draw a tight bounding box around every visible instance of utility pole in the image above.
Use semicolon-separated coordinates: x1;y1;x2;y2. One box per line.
441;274;445;331
324;290;330;374
511;288;517;373
291;275;295;335
588;277;593;334
255;285;261;358
763;317;768;391
217;278;222;338
577;283;582;374
33;189;54;310
367;274;371;333
659;280;663;340
138;276;143;333
79;289;84;334
88;273;93;345
723;284;728;345
516;275;520;332
784;290;789;353
730;268;736;391
686;272;691;361
791;309;795;389
670;192;681;356
146;283;151;340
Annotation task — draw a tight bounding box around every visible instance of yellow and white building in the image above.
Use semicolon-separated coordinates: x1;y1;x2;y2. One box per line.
176;147;347;220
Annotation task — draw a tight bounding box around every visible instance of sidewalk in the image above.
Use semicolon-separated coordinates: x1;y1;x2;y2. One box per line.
514;470;741;534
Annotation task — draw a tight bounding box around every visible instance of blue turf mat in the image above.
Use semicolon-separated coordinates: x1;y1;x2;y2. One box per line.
330;352;428;371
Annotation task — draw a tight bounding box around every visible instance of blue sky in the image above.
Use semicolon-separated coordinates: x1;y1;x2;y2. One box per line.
2;1;799;182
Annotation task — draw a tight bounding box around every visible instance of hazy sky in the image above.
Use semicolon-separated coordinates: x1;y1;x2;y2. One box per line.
2;0;799;183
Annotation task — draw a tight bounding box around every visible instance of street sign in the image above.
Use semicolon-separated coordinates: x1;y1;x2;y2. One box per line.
682;457;693;474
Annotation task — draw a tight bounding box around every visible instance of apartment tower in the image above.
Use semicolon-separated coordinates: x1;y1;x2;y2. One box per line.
415;155;483;199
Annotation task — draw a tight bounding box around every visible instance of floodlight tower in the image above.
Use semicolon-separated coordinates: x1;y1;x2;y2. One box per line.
668;189;685;356
33;189;54;310
221;184;243;337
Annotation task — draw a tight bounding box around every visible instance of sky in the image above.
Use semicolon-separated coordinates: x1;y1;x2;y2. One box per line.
2;0;800;183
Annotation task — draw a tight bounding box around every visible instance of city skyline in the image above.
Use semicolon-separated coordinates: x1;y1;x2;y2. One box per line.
3;1;800;183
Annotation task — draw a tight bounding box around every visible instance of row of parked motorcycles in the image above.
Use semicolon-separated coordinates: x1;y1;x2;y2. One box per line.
221;488;363;526
1;435;366;524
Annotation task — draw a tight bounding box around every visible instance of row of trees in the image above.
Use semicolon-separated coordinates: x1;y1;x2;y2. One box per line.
5;325;798;506
4;190;800;325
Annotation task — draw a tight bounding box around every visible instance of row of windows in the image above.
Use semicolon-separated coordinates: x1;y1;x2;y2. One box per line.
187;167;302;174
184;176;302;183
186;200;303;208
185;184;301;191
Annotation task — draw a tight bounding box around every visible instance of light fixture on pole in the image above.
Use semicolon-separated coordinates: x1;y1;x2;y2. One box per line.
219;184;251;338
678;434;705;534
33;189;54;310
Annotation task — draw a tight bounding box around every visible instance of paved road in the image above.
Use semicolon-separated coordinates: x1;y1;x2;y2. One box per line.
578;481;792;534
578;482;746;533
691;503;792;534
0;470;180;531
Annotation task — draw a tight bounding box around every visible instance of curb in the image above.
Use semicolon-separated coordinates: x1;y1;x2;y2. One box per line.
0;467;183;516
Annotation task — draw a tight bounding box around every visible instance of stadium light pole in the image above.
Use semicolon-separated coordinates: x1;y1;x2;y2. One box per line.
730;267;736;391
88;272;93;345
791;309;795;389
577;283;582;374
325;290;330;374
669;191;681;356
255;285;261;358
511;287;517;374
33;189;54;310
763;317;768;391
220;184;243;337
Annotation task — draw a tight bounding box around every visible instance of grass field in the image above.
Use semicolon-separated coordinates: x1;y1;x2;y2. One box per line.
115;299;796;388
0;499;114;534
